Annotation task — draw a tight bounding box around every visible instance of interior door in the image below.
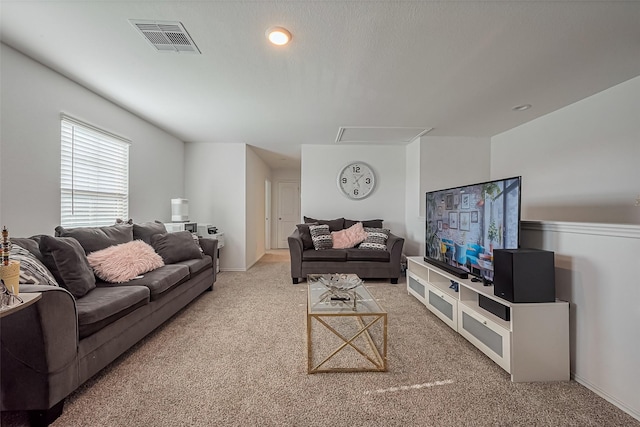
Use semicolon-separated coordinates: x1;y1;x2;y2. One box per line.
265;179;271;250
277;181;300;248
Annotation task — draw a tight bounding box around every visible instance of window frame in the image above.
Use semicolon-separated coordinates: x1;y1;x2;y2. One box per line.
60;115;130;227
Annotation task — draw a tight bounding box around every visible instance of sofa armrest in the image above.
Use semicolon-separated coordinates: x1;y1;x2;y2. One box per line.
1;285;79;411
198;238;218;282
288;229;304;282
198;238;218;260
386;232;405;278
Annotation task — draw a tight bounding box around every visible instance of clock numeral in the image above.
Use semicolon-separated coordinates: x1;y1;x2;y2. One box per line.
353;189;359;196
341;177;347;184
352;166;360;173
365;178;371;184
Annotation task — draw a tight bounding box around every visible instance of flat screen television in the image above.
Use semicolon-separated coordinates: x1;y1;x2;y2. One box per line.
425;176;522;281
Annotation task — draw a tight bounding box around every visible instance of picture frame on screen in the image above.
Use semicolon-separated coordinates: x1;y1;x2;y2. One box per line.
460;212;470;231
449;212;458;229
445;194;453;210
461;194;470;209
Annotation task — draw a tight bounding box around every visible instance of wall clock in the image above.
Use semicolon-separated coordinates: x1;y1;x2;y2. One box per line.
337;161;376;200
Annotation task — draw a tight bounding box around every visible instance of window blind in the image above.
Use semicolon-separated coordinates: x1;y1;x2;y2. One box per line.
60;116;130;227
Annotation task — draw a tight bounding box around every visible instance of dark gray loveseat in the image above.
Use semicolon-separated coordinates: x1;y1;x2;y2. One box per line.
0;223;217;426
288;217;404;284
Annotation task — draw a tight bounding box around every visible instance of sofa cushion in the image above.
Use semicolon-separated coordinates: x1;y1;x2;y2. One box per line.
304;217;345;232
55;224;133;254
87;240;165;283
39;235;96;298
173;255;213;276
10;243;59;287
102;264;190;301
302;249;348;262
76;285;150;339
346;248;390;262
331;222;368;249
309;224;333;250
133;221;167;244
344;219;384;229
296;223;318;250
151;231;203;264
359;228;390;251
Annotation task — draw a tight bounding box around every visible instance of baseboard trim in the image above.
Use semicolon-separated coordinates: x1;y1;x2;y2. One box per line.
572;372;640;421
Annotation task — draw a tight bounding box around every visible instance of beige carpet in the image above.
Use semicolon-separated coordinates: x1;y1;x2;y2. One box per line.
3;251;638;426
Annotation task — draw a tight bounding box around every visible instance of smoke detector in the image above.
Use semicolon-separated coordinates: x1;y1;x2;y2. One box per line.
130;19;201;54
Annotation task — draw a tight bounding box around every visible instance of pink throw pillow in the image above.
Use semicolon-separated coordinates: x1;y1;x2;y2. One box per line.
331;222;368;249
87;240;164;283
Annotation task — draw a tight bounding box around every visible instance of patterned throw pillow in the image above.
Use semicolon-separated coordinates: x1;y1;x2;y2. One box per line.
360;228;390;251
10;243;59;287
309;224;333;250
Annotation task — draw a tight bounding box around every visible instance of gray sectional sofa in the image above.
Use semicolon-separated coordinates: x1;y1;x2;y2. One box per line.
288;217;404;284
0;222;217;426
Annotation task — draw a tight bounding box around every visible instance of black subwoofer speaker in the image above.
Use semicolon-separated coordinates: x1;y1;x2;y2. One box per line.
493;248;555;303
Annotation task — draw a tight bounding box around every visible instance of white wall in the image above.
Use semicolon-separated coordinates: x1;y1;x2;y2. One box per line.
301;145;405;235
522;221;640;420
404;139;423;256
403;136;491;256
245;146;271;267
492;75;640;225
185;142;246;271
0;43;185;236
492;77;640;421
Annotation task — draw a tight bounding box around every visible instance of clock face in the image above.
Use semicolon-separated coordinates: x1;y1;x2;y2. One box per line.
337;162;376;199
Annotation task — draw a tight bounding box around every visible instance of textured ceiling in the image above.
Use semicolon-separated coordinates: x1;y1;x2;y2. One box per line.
1;1;639;169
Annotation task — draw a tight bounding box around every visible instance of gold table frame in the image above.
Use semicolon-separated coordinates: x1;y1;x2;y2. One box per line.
307;274;387;373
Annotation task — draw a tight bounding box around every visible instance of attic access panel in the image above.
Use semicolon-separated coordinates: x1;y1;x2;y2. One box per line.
336;127;432;144
129;19;201;54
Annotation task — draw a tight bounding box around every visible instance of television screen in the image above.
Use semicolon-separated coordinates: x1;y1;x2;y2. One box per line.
425;177;521;281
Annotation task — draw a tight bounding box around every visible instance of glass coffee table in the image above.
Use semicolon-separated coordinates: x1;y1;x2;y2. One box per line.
307;274;387;373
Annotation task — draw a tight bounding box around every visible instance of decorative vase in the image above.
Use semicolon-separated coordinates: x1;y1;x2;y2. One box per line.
0;260;20;295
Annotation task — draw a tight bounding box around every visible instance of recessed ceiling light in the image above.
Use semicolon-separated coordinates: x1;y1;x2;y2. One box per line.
266;27;292;46
512;104;532;111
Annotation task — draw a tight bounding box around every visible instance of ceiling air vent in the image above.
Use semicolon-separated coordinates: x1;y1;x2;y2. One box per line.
129;19;201;54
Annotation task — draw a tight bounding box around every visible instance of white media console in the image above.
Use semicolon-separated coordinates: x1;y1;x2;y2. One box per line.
407;256;569;382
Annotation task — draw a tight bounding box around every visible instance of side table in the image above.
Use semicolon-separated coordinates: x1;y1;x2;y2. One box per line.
0;293;42;318
200;232;224;273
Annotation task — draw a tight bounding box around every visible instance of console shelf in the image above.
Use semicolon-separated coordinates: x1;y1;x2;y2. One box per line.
407;256;569;382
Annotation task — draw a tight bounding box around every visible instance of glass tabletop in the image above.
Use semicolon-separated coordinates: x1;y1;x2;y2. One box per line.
307;274;385;314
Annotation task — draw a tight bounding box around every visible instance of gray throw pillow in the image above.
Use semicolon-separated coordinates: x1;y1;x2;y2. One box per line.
309;224;332;250
296;223;318;250
39;235;96;298
151;231;203;264
133;221;167;244
344;219;384;229
55;224;133;254
10;237;45;263
303;217;345;231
